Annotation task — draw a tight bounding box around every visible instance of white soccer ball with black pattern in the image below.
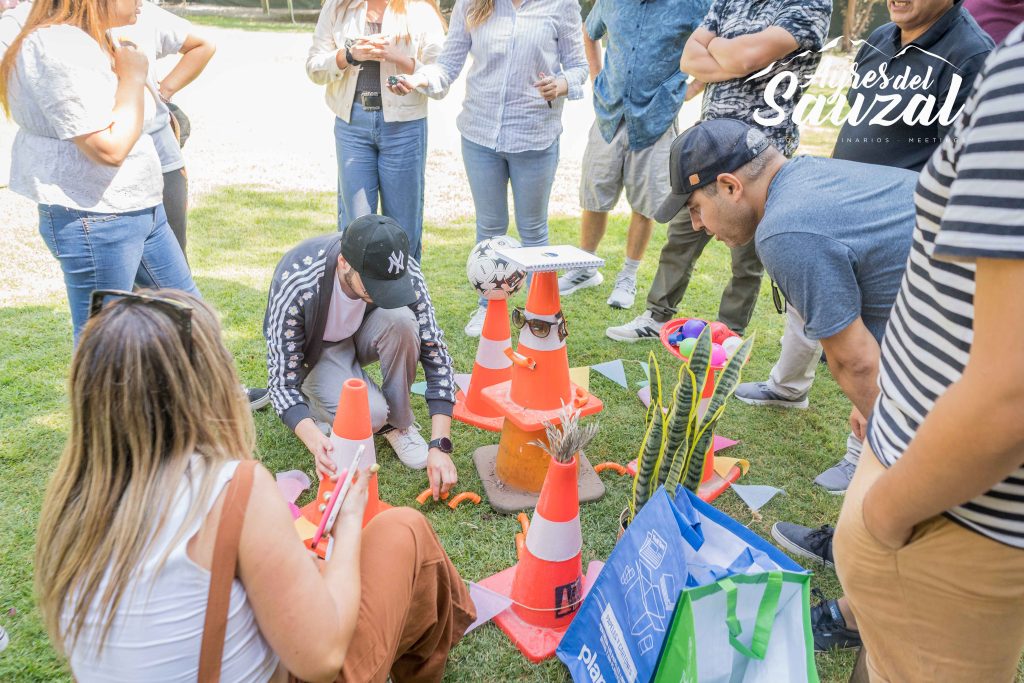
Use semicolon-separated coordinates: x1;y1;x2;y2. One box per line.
466;236;527;300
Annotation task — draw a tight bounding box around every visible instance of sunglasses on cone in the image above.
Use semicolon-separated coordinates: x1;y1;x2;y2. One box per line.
512;306;569;341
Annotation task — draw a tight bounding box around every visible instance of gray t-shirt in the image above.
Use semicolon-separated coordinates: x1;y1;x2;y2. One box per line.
755;156;918;342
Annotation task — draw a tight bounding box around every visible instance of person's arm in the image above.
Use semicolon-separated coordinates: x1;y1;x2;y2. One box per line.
554;0;588;100
863;259;1024;547
582;23;601;82
408;259;458;497
409;0;471;97
225;464;369;683
680;27;744;83
157;32;215;101
819;319;881;418
306;0;351;85
73;41;149;166
705;26;798;78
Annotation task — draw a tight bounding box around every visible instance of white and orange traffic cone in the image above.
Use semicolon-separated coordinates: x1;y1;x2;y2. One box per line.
481;271;603;495
477;452;596;662
298;378;388;555
453;298;513;432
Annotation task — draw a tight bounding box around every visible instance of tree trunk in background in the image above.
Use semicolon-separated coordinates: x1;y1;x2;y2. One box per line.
843;0;858;51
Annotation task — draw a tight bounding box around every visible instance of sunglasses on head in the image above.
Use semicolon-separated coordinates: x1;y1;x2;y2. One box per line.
511;306;568;342
89;289;194;361
771;280;787;315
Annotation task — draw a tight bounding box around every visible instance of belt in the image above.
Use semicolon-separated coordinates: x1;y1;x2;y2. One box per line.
358;92;382;111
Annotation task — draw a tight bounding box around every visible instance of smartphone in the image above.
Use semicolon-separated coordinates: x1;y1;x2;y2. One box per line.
310;444;365;556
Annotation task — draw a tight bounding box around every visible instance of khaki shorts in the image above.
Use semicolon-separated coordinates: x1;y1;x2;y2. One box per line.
834;447;1024;682
579;119;677;219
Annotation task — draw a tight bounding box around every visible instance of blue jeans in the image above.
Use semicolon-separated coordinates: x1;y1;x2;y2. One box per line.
461;136;559;249
335;105;427;261
461;137;559;306
38;203;198;345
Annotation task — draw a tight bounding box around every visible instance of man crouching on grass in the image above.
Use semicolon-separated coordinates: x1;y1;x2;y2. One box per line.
264;215;458;499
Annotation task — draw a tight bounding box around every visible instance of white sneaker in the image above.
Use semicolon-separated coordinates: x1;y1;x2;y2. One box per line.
606;270;638;309
0;625;8;654
383;424;429;469
559;267;603;296
464;305;487;337
606;311;665;343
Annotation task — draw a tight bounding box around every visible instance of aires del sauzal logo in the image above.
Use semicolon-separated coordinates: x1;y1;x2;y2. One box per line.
750;35;968;130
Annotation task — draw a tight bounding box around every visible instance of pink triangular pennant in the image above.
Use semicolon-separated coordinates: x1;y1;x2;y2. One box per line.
465;582;513;634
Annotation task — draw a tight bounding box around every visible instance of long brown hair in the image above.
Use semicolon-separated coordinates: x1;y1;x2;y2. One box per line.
35;290;255;655
0;0;117;114
464;0;493;30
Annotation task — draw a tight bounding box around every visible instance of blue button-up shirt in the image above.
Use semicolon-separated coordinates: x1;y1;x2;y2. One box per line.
421;0;588;154
586;0;712;150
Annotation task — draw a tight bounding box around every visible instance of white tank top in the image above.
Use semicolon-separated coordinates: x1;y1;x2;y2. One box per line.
66;459;279;682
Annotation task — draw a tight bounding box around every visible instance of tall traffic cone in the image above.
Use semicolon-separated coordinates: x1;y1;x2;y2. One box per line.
473;270;605;512
477;453;597;662
453;299;512;432
299;379;388;548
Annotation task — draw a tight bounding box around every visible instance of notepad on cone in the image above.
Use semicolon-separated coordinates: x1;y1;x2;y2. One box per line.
495;245;606;273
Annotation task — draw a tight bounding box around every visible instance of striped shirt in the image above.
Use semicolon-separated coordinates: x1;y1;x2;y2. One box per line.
868;24;1024;548
420;0;588;153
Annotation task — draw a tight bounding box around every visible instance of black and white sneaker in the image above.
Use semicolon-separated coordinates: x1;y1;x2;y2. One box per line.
605;311;665;343
246;387;271;412
559;267;603;296
771;522;834;568
811;594;862;652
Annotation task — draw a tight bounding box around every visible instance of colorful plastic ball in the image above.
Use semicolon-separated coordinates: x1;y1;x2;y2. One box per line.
681;319;707;339
676;337;697;357
711;343;727;366
722;336;743;355
709;321;732;345
668;329;686;345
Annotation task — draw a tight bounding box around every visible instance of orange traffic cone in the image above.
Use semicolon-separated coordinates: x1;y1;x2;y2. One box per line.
481;271;603;496
453;299;512;432
477;453;596;662
300;378;388;552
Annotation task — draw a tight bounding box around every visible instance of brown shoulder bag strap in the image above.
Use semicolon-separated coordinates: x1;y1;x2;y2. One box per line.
198;459;257;683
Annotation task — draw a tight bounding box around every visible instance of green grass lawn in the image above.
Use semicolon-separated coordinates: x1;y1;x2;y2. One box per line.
0;186;862;681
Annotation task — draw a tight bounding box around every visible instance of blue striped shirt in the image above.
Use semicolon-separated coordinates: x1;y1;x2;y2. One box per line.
421;0;588;153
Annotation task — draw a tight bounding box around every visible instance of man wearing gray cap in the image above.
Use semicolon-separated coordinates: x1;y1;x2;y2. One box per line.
264;215;458;500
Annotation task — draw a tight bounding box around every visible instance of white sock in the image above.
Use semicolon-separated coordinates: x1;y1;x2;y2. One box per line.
621;258;641;277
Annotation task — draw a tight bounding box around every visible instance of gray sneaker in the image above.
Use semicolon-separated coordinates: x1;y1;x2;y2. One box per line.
734;381;809;409
814;458;857;494
606;311;665;343
559;267;603;296
606;270;638;309
771;522;835;568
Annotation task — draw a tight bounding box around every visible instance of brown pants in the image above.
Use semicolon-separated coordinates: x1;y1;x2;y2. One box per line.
834;447;1024;682
293;507;475;683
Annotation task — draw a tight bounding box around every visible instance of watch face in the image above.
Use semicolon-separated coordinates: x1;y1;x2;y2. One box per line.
433;437;453;453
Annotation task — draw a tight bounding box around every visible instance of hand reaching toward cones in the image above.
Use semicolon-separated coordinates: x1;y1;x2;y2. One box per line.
427;448;458;501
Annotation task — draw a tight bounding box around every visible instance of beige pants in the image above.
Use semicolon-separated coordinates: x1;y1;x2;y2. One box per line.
834;447;1024;682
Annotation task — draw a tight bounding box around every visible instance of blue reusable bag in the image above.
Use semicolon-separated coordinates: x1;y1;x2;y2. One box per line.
557;486;804;683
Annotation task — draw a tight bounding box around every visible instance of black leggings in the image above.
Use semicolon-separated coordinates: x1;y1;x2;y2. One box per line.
162;167;188;258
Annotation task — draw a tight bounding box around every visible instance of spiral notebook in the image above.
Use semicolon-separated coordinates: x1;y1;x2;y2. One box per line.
495;245;606;273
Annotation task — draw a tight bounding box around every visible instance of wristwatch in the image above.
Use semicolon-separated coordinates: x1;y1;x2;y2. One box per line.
429;437;453;454
344;41;361;67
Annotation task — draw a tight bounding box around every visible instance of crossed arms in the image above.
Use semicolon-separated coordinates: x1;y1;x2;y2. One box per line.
680;26;799;84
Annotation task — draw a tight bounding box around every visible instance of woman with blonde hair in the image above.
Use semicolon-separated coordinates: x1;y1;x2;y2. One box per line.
35;289;474;682
400;0;588;337
0;0;197;344
307;0;447;261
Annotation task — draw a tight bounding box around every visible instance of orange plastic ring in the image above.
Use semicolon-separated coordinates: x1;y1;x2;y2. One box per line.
514;532;525;559
416;488;450;505
516;512;531;535
448;491;482;510
594;462;628;476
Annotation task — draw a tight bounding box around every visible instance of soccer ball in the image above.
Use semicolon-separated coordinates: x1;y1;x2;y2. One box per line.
466;236;527;300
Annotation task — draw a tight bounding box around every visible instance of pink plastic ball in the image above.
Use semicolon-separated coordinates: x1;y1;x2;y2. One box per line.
711;343;727;366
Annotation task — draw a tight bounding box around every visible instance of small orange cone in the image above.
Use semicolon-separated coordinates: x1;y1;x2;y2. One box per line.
300;378;388;550
477;453;596;662
454;299;513;432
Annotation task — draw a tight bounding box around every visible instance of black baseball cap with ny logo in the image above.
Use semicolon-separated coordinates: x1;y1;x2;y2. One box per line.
340;215;416;309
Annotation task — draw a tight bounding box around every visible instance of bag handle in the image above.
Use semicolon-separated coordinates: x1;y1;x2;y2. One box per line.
722;571;783;660
199;460;257;683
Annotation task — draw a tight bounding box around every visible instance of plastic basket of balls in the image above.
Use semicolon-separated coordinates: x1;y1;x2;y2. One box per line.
660;318;745;396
